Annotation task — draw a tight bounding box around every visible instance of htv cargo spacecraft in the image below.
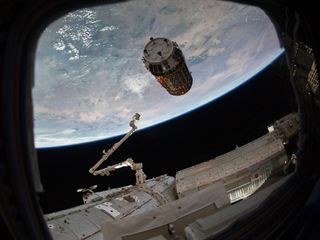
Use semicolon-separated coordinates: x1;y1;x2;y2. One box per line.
143;37;193;96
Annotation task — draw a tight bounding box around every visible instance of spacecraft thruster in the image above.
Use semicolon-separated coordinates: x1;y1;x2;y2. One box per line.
142;37;193;95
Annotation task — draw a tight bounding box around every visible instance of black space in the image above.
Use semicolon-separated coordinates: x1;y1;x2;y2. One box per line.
37;53;297;213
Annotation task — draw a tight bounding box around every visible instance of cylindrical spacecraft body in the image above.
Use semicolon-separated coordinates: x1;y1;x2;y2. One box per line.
143;37;193;95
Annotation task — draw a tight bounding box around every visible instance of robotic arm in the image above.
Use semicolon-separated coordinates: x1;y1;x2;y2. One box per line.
89;113;140;174
88;113;146;185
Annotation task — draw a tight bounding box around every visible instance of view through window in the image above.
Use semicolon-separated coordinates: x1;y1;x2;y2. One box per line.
33;0;283;148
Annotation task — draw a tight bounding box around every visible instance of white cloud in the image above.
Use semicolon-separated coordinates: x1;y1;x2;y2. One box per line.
123;75;150;98
114;92;123;101
100;25;118;32
79;111;105;123
207;47;225;57
53;41;65;51
67;43;79;60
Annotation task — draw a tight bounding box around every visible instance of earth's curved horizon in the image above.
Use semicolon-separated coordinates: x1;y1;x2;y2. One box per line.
33;0;283;148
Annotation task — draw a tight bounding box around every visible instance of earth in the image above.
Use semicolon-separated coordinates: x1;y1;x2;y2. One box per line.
33;0;283;148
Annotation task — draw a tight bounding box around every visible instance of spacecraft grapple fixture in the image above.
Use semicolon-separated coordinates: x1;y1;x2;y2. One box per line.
143;37;193;96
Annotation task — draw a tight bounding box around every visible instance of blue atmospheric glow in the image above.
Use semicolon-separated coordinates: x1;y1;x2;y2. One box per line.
33;1;283;148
